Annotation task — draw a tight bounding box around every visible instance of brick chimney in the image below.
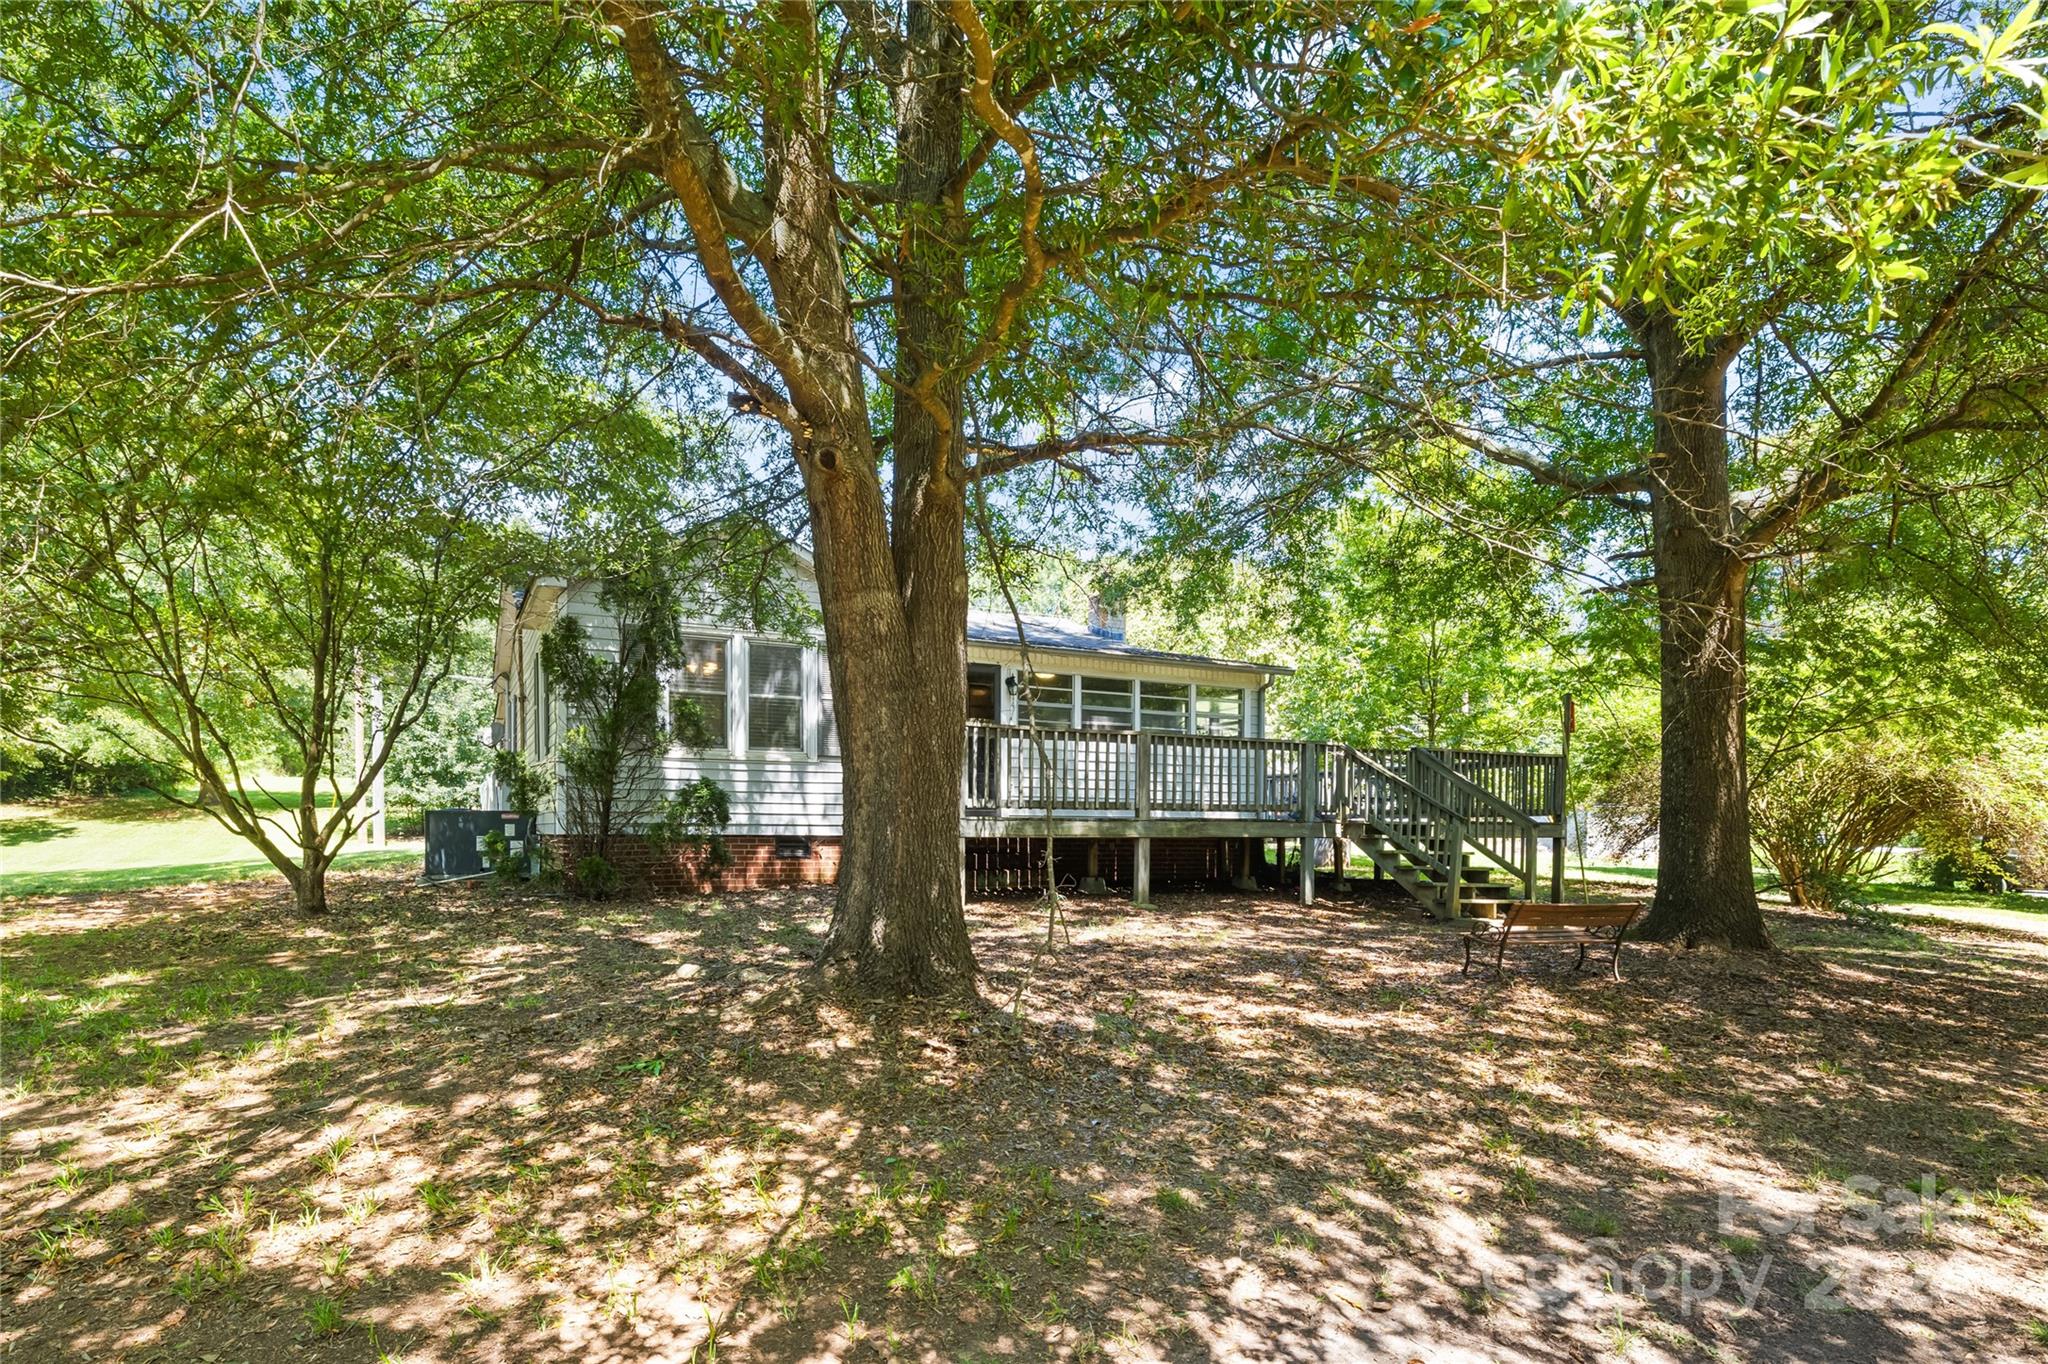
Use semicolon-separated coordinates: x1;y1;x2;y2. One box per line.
1086;592;1125;641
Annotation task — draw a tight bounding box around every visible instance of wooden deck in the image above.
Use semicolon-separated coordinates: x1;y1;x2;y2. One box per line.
959;723;1567;916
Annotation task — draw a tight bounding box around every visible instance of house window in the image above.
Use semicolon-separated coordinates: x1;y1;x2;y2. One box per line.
1018;671;1074;727
748;641;805;751
1079;676;1135;730
670;636;727;750
1139;681;1190;733
1194;685;1244;736
818;657;839;757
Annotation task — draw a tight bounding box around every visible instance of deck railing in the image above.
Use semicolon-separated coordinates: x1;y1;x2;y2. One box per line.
1341;746;1457;883
1431;747;1567;824
1355;746;1563;823
1408;748;1540;898
963;723;1316;820
962;723;1561;827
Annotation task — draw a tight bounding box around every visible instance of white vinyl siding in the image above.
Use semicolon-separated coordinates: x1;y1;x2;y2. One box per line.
531;584;846;839
521;580;1279;840
748;642;805;752
670;635;728;750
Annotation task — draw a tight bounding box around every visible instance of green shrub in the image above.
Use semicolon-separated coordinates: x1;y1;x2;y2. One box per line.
481;829;527;885
574;853;621;899
490;750;552;814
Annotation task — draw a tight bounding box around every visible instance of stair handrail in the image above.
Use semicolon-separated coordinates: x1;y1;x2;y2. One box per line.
1410;748;1539;897
1339;745;1461;886
1409;749;1540;829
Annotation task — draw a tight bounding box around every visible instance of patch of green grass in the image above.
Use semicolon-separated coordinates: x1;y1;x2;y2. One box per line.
887;1253;942;1307
1;848;418;899
1564;853;2045;915
751;1238;824;1295
1856;880;2048;915
0;792;287;860
313;1133;356;1177
0;918;375;1093
417;1179;458;1219
303;1294;349;1336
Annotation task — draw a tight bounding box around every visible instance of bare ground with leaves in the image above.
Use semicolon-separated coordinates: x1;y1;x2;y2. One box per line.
3;871;2045;1363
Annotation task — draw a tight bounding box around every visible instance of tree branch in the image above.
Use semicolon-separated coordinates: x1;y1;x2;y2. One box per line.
1740;191;2042;553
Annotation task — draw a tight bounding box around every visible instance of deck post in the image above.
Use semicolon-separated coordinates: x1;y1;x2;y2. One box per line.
1232;836;1257;892
1551;728;1570;904
1331;744;1351;886
1298;743;1319;906
1442;816;1466;920
1134;733;1152;822
1131;733;1155;906
1078;837;1107;895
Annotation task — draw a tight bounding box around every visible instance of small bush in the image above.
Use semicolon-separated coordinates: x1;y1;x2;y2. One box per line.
1751;740;1959;912
574;853;621;900
481;829;526;885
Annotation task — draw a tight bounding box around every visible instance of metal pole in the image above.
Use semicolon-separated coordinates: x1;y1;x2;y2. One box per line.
1553;693;1574;903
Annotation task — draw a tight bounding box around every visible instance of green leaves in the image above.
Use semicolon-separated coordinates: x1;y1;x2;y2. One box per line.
1474;0;2039;334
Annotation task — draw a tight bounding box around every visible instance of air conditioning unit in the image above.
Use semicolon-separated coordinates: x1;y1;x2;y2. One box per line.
425;809;537;881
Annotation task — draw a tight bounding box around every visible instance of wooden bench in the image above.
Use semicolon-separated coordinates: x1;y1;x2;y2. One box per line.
1461;902;1646;980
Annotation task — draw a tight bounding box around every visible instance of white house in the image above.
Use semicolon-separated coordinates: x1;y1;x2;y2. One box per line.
486;557;1300;894
487;553;1569;910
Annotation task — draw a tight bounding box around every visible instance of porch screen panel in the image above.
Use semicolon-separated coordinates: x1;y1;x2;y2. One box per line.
1194;686;1244;736
1194;686;1247;806
1074;677;1135;807
748;642;804;751
1017;671;1074;727
1079;677;1135;730
1139;681;1190;733
671;636;727;749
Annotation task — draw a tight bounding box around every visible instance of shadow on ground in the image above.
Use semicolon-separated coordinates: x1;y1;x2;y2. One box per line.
2;871;2044;1363
0;817;75;848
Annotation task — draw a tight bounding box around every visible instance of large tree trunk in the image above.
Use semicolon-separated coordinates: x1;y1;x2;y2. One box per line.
604;0;979;993
1626;306;1771;950
796;1;978;994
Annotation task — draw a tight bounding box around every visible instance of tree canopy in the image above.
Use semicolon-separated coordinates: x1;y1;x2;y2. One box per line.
3;0;2044;973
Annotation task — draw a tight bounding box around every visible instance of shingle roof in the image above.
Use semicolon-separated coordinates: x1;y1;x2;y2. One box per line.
964;610;1291;676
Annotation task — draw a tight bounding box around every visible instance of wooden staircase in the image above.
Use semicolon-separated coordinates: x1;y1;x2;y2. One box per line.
1336;746;1546;920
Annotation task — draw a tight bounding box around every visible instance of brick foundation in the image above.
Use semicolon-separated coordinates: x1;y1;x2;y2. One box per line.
548;832;1268;897
546;834;841;894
